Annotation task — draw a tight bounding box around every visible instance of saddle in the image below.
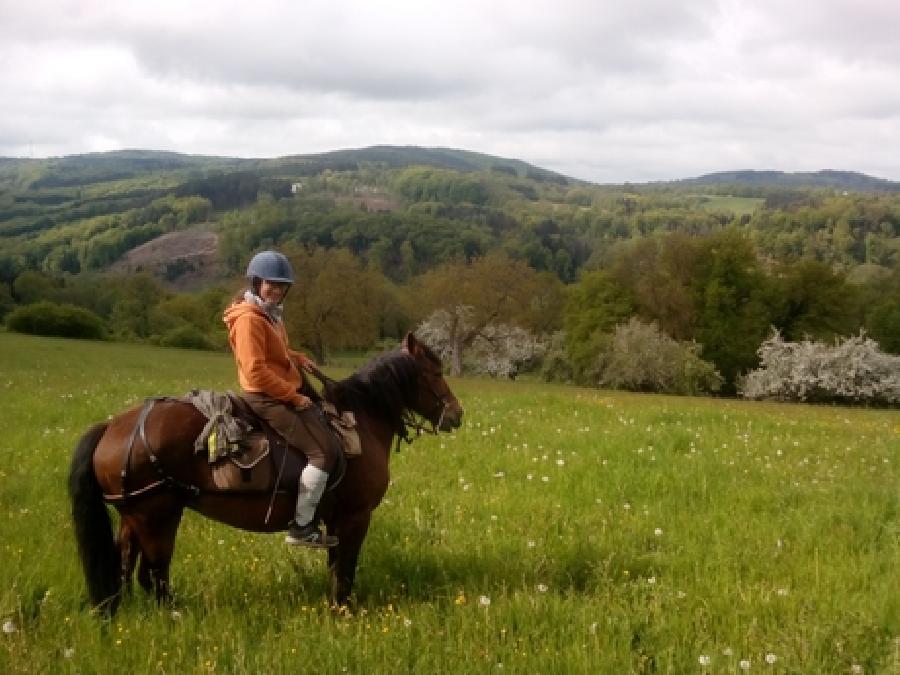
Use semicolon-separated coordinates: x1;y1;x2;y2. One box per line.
186;390;357;493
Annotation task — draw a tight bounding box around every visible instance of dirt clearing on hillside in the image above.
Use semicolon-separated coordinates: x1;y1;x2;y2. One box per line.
110;224;229;289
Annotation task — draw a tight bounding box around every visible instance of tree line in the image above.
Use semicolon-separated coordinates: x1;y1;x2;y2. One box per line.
2;156;899;399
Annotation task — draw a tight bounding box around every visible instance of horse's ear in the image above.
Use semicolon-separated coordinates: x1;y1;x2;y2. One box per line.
402;331;418;355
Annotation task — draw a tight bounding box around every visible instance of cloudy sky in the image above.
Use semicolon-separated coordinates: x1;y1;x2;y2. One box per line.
1;0;898;183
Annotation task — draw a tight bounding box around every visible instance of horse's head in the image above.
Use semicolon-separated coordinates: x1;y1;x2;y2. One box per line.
402;332;463;431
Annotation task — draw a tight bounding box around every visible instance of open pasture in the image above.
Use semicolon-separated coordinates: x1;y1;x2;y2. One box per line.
0;333;897;673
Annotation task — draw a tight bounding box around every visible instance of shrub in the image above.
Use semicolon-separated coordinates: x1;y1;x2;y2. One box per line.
596;318;723;395
5;301;107;339
158;325;215;351
738;330;900;405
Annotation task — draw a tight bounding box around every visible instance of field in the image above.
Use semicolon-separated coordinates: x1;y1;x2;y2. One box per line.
0;332;897;673
697;196;766;216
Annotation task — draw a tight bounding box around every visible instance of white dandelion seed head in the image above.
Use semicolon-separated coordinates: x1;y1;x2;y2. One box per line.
2;619;16;634
698;655;711;666
478;595;491;607
403;618;412;628
723;647;733;656
654;528;663;536
765;653;777;664
536;583;548;593
170;610;182;620
850;665;862;674
739;659;751;670
63;648;75;658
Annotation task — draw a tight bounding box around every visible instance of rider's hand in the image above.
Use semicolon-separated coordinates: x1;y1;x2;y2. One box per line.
295;395;313;410
298;354;317;372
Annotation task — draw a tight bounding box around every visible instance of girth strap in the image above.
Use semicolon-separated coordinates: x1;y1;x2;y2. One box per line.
118;397;200;505
120;398;159;505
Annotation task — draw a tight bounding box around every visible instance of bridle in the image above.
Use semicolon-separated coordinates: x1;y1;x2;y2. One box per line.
397;358;455;450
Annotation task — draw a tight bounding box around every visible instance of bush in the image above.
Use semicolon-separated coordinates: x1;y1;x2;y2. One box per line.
596;318;723;395
158;325;215;350
738;330;900;406
6;301;107;339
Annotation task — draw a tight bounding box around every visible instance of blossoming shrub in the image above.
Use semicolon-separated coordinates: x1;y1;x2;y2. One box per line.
596;318;723;395
416;308;547;378
738;330;900;405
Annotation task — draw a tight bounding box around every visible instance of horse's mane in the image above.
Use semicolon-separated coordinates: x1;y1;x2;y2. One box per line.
326;343;439;432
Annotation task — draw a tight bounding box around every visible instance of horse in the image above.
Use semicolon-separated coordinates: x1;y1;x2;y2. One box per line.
68;332;463;615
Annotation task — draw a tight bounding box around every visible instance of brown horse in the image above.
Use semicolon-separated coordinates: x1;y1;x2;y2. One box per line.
68;332;462;615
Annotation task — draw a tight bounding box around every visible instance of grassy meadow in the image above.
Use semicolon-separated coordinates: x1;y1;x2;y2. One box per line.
0;332;897;673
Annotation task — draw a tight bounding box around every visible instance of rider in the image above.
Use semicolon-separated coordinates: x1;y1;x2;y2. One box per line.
223;250;340;548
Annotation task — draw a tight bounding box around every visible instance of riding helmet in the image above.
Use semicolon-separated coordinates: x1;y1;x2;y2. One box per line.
246;250;294;284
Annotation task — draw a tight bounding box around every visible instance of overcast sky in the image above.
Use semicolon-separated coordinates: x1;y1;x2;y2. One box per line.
1;0;898;183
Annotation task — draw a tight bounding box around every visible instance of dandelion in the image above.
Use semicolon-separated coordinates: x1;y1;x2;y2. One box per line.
698;655;711;666
63;648;75;658
2;619;16;634
723;647;733;657
654;528;663;536
536;583;548;593
623;502;631;511
850;665;862;674
171;610;182;620
765;653;777;665
776;588;788;597
403;618;412;628
739;659;751;670
646;576;656;585
527;540;536;548
478;595;491;607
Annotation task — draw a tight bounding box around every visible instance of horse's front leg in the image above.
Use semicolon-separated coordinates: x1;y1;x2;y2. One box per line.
327;511;372;607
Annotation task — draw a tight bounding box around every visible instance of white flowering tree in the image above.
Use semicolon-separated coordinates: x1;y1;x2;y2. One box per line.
738;330;900;405
417;307;547;379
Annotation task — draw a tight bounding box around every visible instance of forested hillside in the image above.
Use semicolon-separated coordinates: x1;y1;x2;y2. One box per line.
2;147;899;396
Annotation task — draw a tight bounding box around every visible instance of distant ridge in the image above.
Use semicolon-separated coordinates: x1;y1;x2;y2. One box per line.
0;146;574;188
669;169;900;192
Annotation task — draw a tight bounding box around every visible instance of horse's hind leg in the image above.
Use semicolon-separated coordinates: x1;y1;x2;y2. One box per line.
116;519;141;594
127;497;185;605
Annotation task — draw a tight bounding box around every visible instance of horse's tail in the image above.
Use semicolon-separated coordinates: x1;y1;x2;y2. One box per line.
68;422;121;614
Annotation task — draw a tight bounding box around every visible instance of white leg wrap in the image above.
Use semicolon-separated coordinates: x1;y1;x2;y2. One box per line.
295;465;329;526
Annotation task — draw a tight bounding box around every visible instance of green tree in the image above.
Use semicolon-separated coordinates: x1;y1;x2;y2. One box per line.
12;270;56;304
283;247;390;362
689;230;774;391
562;270;634;382
863;268;900;354
772;260;860;342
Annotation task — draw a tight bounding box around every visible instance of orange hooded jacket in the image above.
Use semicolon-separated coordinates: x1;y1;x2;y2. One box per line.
223;300;306;407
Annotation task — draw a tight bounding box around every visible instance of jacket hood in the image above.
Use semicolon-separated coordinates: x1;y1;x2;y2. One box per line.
223;300;265;329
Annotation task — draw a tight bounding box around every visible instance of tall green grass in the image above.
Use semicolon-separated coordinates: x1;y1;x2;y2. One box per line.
0;333;897;673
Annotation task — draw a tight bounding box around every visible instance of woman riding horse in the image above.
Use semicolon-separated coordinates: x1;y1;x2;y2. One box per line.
69;301;463;614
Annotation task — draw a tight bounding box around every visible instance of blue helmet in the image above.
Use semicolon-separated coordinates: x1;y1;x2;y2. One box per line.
246;250;294;284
